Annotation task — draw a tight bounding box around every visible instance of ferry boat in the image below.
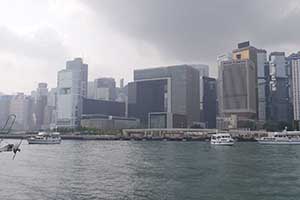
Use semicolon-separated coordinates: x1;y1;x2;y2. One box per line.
27;132;61;144
257;129;300;145
210;133;235;146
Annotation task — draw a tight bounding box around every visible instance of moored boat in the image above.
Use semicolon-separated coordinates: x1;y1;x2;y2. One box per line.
27;132;61;144
257;129;300;145
210;133;235;146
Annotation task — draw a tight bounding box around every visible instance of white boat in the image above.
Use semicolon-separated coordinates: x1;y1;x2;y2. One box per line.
27;132;61;144
210;133;235;146
257;129;300;145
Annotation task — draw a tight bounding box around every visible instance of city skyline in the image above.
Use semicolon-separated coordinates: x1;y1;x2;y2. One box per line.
1;0;300;94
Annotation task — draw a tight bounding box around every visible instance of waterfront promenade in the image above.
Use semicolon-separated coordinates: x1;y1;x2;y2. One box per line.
0;129;269;141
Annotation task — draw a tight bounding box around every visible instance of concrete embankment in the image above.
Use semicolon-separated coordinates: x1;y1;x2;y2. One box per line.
0;134;209;141
0;129;268;141
0;133;260;141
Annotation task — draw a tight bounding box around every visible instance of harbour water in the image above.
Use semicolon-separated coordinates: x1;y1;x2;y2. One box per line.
1;140;300;200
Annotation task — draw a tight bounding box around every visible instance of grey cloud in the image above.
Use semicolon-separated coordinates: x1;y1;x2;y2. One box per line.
0;26;70;93
82;0;300;67
0;26;68;62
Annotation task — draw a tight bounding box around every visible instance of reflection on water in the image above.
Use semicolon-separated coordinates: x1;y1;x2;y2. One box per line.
1;140;300;200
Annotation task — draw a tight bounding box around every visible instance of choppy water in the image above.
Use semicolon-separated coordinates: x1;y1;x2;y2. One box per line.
1;140;300;200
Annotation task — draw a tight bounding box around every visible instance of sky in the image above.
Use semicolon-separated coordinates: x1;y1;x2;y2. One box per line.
1;0;300;94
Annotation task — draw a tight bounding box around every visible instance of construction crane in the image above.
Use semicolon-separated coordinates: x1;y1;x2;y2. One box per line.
0;114;16;134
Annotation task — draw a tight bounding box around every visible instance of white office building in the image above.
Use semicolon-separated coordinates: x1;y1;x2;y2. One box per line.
56;58;88;128
292;59;300;121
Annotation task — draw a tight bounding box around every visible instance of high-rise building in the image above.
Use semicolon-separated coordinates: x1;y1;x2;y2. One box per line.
33;83;48;130
288;52;300;126
43;88;57;130
217;53;232;117
56;58;88;128
120;78;124;88
269;52;287;78
218;42;258;128
232;41;258;66
256;49;268;122
128;65;200;128
9;93;34;131
201;77;217;128
219;60;257;118
268;52;291;123
94;78;116;101
87;81;95;99
87;78;117;101
190;64;217;128
269;77;290;122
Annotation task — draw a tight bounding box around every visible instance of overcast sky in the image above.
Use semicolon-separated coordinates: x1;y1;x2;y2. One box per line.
1;0;300;94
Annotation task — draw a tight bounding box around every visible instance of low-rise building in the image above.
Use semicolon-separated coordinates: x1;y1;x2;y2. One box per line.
81;114;139;130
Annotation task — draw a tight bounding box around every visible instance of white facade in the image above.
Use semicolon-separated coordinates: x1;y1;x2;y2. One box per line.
292;59;300;120
56;58;88;128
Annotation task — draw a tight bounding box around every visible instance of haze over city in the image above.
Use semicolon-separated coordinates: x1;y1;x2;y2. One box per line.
1;0;300;94
3;1;300;200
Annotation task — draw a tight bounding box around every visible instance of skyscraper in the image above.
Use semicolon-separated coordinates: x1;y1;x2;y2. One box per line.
87;78;117;101
218;42;258;128
56;58;88;128
202;77;217;128
220;60;257;117
217;53;232;117
288;52;300;127
9;93;34;131
269;52;287;78
43;88;57;130
268;52;291;123
94;78;116;101
256;49;268;122
33;83;48;130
